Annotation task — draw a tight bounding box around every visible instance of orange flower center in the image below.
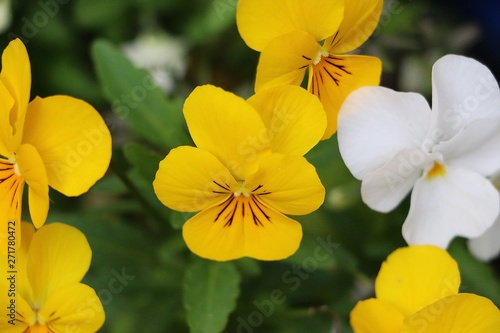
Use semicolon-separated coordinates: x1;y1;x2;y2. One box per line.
27;323;50;333
426;162;446;180
211;181;273;227
0;157;24;218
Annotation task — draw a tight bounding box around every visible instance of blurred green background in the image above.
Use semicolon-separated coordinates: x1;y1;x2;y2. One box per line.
3;0;499;332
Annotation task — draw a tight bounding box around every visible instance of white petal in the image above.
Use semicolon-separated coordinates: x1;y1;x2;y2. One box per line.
431;54;500;142
403;167;499;248
361;149;432;212
338;86;431;179
468;215;500;262
436;116;500;176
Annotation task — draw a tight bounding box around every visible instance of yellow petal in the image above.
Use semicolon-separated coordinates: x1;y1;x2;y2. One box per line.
0;79;15;156
16;144;49;228
236;0;344;51
0;288;34;332
0;222;36;301
255;30;319;93
153;146;238;212
0;158;24;253
39;283;105;333
325;0;384;54
182;196;302;261
350;298;404;333
375;246;460;318
247;85;326;156
244;153;325;215
22;96;111;197
403;294;500;333
17;222;36;302
0;39;31;151
308;54;382;139
183;85;270;180
26;223;91;306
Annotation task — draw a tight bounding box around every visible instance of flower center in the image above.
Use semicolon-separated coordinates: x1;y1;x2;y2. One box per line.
426;162;446;180
27;322;49;333
9;156;21;176
216;194;270;228
233;181;251;198
313;47;329;65
211;180;272;227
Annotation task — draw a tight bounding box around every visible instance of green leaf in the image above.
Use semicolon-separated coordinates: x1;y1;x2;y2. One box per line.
284;234;338;271
74;0;129;29
184;1;236;45
184;258;241;333
169;210;196;230
122;142;176;227
123;142;165;183
91;39;189;148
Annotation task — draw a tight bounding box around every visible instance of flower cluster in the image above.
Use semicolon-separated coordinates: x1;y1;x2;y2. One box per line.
3;0;500;331
150;0;500;330
152;0;388;262
0;39;111;247
0;39;110;332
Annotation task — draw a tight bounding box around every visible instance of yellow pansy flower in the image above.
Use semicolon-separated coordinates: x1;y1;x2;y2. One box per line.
0;222;105;333
153;84;326;261
236;0;383;139
0;39;111;244
350;246;500;333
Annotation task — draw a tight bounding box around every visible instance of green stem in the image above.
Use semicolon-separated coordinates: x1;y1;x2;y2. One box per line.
110;158;170;239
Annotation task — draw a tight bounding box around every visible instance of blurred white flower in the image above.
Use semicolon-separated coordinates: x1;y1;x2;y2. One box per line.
468;175;500;262
0;0;12;34
468;216;500;262
122;31;187;93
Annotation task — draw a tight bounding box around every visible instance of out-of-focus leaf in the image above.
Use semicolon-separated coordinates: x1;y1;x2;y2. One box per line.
123;142;164;182
285;233;338;271
129;0;182;11
126;167;171;225
235;257;262;277
183;1;236;45
184;258;241;333
74;0;128;29
169;210;195;230
122;142;173;226
46;57;104;103
92;39;189;148
91;174;128;195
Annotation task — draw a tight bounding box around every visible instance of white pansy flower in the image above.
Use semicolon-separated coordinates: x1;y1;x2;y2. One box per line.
338;55;500;248
123;31;187;93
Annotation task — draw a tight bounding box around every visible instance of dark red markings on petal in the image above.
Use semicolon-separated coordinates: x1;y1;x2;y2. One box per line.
327;31;343;49
311;55;352;91
215;195;236;225
249;196;271;226
252;185;263;192
214;195;272;228
213;180;231;192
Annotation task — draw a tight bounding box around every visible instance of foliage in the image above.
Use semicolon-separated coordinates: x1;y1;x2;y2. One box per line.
3;0;499;332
